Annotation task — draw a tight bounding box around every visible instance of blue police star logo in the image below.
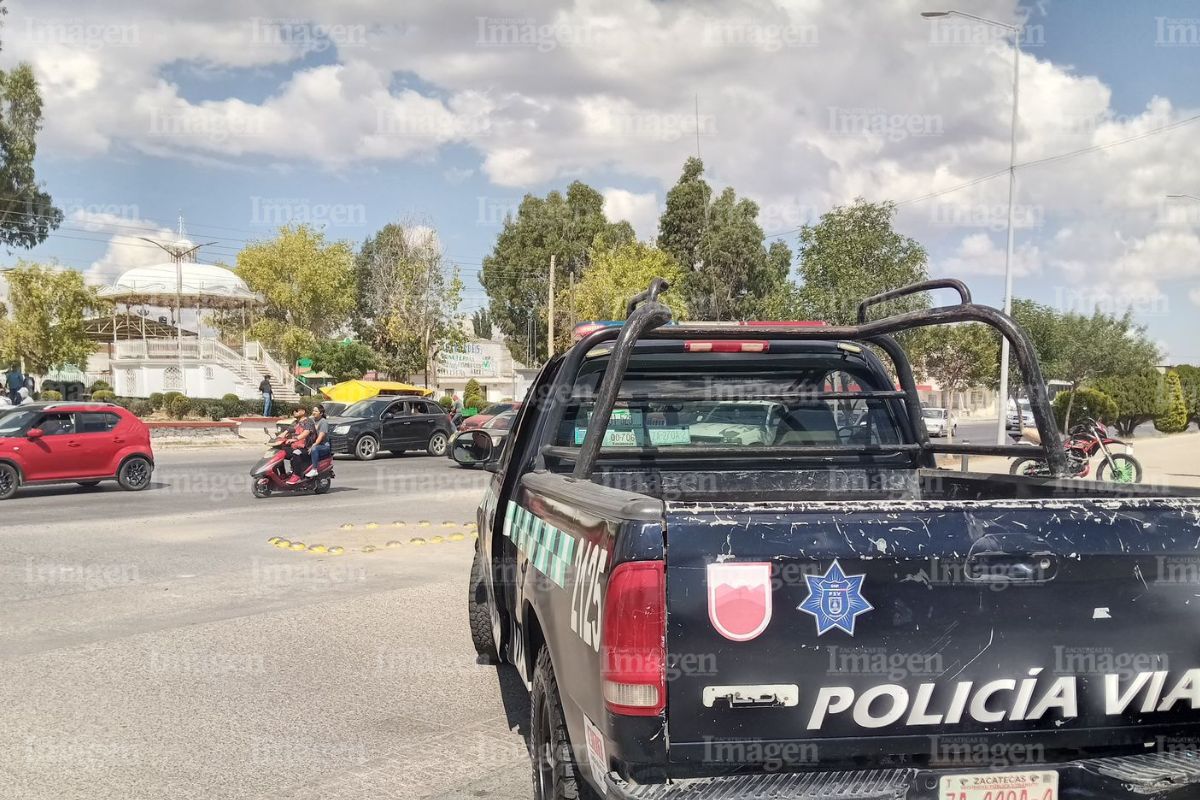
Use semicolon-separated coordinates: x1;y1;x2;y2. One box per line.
798;559;873;636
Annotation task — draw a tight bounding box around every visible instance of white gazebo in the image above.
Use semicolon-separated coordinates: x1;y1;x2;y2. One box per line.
91;256;296;400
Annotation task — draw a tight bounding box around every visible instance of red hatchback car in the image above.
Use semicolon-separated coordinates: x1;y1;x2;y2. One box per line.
0;402;155;500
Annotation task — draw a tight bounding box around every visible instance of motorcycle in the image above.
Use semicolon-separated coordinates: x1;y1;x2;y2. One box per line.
250;435;335;498
1009;417;1142;483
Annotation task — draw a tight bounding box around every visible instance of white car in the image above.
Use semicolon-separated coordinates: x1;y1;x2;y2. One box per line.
688;401;786;446
922;407;957;438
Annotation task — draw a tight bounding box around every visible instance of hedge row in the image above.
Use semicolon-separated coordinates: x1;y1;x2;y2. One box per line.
46;391;322;421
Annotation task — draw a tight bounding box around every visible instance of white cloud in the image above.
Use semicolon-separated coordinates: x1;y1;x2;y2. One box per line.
602;188;659;240
935;232;1042;279
1190;288;1200;309
70;211;177;286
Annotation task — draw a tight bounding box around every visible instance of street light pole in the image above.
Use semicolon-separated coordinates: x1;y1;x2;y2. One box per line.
922;9;1021;444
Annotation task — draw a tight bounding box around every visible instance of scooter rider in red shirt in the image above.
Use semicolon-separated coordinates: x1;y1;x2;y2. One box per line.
286;407;315;484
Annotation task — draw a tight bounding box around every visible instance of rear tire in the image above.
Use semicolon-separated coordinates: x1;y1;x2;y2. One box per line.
469;547;499;662
354;434;379;461
1009;457;1045;476
252;478;271;499
530;647;601;800
427;431;449;457
117;457;152;491
0;463;18;500
1097;453;1143;484
313;477;331;494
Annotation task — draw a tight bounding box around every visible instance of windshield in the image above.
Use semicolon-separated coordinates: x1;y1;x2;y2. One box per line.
922;409;946;419
0;409;37;437
485;411;516;431
342;399;384;419
481;403;513;416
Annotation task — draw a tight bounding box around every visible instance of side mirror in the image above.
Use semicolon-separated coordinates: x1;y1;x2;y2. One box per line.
452;430;494;467
26;428;43;439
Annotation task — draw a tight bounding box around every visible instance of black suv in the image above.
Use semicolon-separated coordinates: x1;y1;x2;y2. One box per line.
328;396;454;460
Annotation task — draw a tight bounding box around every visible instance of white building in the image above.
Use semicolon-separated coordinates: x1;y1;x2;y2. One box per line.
433;337;531;403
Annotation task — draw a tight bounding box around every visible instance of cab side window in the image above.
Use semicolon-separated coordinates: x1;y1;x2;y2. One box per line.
35;413;74;436
78;412;120;433
384;401;409;418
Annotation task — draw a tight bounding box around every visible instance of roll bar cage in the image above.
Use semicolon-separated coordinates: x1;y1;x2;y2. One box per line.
563;278;1067;479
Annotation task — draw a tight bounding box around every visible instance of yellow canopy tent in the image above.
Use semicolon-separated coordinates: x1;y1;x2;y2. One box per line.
320;380;434;404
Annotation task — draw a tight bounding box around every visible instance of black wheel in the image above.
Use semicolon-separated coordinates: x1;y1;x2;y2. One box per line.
117;457;152;491
252;478;271;499
76;480;101;487
313;477;331;495
427;431;449;457
1097;453;1143;484
469;546;498;662
530;647;601;800
1009;457;1046;477
354;434;379;461
0;463;18;500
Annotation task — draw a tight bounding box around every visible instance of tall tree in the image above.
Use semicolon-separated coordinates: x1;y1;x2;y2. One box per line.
0;6;63;251
0;262;100;373
917;324;999;412
793;199;929;324
227;224;356;366
568;240;688;326
305;339;380;383
1092;370;1169;437
657;159;788;320
480;181;632;365
471;308;494;339
355;222;464;384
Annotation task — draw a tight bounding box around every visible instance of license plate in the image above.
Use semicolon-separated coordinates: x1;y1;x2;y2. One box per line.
939;770;1057;800
607;429;637;446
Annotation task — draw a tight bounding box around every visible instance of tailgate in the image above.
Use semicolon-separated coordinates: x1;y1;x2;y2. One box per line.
664;497;1200;767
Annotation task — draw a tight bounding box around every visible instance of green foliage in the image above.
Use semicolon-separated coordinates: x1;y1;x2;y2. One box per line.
464;378;486;410
204;403;226;422
307;338;379;383
1052;387;1117;430
90;380;112;393
221;393;241;403
91;389;115;402
164;395;191;420
354;222;464;382
916;324;998;407
163;391;184;405
657;159;789;320
1175;364;1200;424
793;199;929;325
1154;370;1189;434
1092;371;1168;437
130;400;154;417
569;241;688;333
437;395;454;410
471;308;494;339
0;262;102;374
0;61;63;249
40;389;61;401
219;224;357;364
148;392;165;410
481;182;633;365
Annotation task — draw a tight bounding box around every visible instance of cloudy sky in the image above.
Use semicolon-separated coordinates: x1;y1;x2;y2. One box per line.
3;0;1199;361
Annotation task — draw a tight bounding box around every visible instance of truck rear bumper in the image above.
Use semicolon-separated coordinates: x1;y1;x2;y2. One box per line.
606;749;1200;799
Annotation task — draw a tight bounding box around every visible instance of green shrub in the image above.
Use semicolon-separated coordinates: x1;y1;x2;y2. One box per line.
438;395;454;410
1053;387;1117;431
91;389;116;402
163;391;184;405
148;392;165;410
1176;364;1200;426
464;378;486;410
130;400;154;417
1155;370;1189;433
41;389;63;401
165;395;191;420
89;380;112;393
204;403;226;422
1091;371;1167;437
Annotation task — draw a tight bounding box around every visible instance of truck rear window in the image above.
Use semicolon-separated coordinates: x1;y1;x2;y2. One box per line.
554;354;905;452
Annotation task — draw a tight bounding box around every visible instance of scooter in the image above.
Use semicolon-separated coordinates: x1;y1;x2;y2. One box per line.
250;435;335;498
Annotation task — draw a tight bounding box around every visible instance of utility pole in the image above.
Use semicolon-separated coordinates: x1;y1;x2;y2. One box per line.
547;254;556;360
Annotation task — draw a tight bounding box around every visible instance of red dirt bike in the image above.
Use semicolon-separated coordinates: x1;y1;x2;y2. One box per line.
1009;417;1142;483
249;434;335;498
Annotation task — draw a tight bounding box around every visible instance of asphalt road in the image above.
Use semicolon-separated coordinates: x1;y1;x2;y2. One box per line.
0;445;530;800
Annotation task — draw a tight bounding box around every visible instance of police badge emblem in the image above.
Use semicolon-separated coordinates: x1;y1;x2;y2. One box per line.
798;559;873;636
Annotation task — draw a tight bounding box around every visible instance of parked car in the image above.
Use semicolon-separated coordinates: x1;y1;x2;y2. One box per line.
921;406;957;437
460;277;1200;800
457;401;522;431
1007;406;1036;430
448;410;516;467
0;401;155;500
328;396;455;460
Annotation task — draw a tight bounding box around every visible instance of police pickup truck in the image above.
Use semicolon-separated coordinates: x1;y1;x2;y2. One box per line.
455;278;1200;800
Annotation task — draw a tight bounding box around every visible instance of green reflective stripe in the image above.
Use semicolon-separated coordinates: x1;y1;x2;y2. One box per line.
502;500;517;539
555;532;576;586
535;523;554;574
505;503;580;588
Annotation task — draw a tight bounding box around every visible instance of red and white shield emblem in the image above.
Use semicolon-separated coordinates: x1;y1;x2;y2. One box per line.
707;562;773;642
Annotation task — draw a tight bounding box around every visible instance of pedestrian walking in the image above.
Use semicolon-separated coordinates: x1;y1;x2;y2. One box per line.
259;376;273;417
5;364;23;405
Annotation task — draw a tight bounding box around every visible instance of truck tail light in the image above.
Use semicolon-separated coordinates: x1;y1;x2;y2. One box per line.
684;341;769;353
601;561;666;716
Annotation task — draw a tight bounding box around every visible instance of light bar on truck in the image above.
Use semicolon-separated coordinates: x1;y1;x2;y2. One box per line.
683;341;769;353
574;319;826;341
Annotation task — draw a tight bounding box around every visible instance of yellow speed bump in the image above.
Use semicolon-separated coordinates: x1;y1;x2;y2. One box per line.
339;523;354;530
267;536;281;545
409;537;427;546
328;546;344;556
391;521;406;528
308;544;328;554
274;539;292;549
361;544;376;554
465;522;477;529
441;521;457;528
447;533;466;542
428;535;444;544
365;522;379;530
289;542;307;551
385;540;403;548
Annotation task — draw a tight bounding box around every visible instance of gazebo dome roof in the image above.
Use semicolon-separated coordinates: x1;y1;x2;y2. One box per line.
98;262;263;308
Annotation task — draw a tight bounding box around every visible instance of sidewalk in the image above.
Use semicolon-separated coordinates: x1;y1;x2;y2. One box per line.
947;431;1200;489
